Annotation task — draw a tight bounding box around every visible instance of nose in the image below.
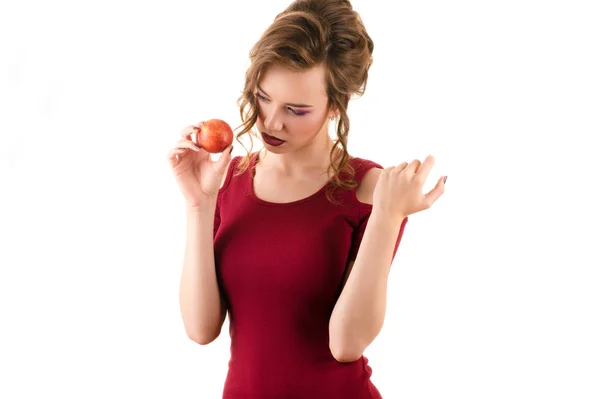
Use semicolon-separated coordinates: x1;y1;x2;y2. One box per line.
263;108;283;132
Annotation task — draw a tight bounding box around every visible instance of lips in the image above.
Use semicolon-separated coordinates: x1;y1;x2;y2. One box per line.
261;132;286;146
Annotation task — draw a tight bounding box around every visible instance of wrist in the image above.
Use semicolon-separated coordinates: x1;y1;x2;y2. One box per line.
370;208;406;228
186;198;217;214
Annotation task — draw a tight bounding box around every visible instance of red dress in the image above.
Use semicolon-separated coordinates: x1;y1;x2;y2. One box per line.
213;152;408;398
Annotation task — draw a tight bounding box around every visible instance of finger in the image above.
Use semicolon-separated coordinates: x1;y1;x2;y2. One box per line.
167;148;183;167
168;155;178;168
180;121;205;139
168;147;186;157
394;162;408;172
380;166;395;176
175;139;201;151
180;126;195;139
423;176;446;208
212;145;234;176
415;154;435;180
404;159;421;174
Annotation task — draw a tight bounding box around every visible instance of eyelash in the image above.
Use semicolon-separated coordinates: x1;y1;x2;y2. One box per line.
255;92;308;116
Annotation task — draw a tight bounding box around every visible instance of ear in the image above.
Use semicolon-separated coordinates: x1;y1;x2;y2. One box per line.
328;106;339;119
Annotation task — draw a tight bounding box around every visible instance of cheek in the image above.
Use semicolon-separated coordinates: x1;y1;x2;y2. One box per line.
289;114;327;136
256;103;267;122
296;114;326;134
255;104;324;135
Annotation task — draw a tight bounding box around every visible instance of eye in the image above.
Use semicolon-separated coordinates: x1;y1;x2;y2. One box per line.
289;108;308;116
255;92;268;102
255;92;309;116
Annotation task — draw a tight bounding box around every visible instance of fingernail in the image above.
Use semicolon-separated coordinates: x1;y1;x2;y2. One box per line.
443;176;448;183
229;146;234;154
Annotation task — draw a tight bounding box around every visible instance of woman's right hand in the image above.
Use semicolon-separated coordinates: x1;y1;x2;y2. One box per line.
167;121;234;208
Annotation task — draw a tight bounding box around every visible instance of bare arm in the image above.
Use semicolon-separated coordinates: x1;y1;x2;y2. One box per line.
329;168;405;362
179;162;231;345
329;214;404;362
330;156;444;362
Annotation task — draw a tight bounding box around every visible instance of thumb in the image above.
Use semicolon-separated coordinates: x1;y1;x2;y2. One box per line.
423;175;446;208
213;145;234;176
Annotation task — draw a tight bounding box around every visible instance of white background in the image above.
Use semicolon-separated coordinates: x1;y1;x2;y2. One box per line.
1;0;599;398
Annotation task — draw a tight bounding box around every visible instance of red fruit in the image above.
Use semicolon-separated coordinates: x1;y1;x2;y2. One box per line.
195;119;234;153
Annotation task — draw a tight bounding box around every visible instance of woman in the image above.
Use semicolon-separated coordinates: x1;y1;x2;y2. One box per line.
168;0;446;397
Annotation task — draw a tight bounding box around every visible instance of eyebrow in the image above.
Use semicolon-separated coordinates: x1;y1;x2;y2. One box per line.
256;84;314;108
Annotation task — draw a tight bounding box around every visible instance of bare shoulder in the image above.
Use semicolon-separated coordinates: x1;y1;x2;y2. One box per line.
355;166;383;205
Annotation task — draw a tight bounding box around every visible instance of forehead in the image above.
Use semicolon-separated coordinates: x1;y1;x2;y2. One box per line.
258;64;328;102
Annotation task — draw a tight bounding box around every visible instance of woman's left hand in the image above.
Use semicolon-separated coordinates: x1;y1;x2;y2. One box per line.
372;155;446;221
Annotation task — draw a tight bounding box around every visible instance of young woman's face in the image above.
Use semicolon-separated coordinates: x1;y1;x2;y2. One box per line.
254;64;334;153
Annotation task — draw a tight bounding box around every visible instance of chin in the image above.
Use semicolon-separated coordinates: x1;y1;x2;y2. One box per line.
262;144;288;154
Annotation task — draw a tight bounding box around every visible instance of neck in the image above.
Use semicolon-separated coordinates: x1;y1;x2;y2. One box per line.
259;130;337;176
